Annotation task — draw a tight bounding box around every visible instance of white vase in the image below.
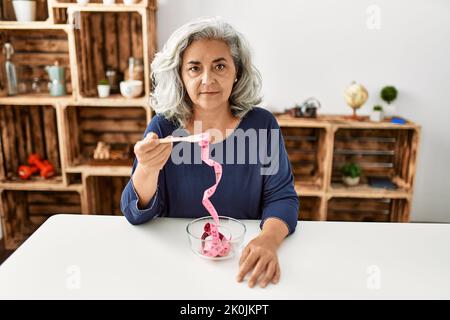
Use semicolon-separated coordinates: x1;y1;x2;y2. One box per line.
103;0;116;4
383;103;396;118
76;0;90;5
97;85;111;98
12;0;37;22
370;110;383;122
343;176;360;187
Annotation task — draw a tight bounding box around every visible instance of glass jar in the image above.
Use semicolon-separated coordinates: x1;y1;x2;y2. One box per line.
105;67;120;93
31;77;41;93
125;57;144;82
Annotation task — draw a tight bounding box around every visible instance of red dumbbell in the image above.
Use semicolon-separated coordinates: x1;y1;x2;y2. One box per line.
28;154;55;178
18;165;39;180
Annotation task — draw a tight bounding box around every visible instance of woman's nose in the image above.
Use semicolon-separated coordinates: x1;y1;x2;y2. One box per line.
201;70;216;85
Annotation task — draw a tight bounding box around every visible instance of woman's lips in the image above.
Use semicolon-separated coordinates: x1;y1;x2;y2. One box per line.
200;92;220;95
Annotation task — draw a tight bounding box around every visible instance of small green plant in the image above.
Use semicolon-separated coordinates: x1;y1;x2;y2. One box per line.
98;79;109;85
380;86;397;104
373;105;383;111
341;163;362;178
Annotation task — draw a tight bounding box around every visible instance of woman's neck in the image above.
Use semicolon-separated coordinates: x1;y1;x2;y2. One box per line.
191;102;235;131
187;102;240;143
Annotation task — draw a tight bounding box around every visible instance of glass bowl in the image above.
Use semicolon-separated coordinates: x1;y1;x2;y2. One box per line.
186;216;246;260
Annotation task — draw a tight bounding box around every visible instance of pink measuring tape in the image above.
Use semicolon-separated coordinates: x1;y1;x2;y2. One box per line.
199;133;231;258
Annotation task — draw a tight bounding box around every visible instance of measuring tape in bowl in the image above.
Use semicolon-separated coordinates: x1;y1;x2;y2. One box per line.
198;133;231;258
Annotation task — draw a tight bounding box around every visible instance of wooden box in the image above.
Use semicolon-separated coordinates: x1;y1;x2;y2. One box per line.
74;11;146;97
0;29;72;97
63;106;146;166
327;197;409;222
0;105;62;183
281;126;327;190
298;196;322;221
0;189;82;249
332;128;419;190
84;176;129;215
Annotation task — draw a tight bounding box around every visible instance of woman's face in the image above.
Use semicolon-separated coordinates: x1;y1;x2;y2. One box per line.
181;39;237;114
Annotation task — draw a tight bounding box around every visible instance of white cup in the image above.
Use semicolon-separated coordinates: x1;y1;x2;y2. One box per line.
12;0;37;22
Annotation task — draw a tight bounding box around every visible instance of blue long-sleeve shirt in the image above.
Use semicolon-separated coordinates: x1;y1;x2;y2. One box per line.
120;107;299;234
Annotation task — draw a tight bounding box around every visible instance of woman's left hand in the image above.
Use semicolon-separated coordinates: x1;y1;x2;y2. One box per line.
236;233;281;288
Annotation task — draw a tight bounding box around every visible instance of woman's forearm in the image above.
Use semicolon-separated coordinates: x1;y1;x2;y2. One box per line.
260;217;289;247
132;164;159;209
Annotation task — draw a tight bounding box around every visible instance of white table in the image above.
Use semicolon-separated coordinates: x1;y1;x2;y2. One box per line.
0;214;449;299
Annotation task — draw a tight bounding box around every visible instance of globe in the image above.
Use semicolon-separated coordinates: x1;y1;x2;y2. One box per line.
344;81;369;119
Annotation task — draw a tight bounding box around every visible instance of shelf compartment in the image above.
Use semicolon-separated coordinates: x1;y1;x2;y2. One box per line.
332;128;420;190
0;189;82;249
0;28;72;97
281;126;327;189
64;105;146;167
84;175;128;215
0;0;49;22
74;11;145;97
327;197;409;222
298;196;322;221
0;105;62;183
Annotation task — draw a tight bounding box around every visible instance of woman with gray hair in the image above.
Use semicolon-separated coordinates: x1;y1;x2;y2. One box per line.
121;17;298;288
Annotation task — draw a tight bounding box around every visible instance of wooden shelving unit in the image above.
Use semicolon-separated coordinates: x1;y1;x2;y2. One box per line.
277;114;420;223
0;0;156;249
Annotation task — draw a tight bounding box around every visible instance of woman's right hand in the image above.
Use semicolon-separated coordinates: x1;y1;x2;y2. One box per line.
134;132;173;174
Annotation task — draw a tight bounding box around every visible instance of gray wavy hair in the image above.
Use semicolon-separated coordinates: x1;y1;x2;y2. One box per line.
150;16;263;128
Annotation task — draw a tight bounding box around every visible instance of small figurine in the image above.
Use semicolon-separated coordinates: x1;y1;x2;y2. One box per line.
93;141;111;160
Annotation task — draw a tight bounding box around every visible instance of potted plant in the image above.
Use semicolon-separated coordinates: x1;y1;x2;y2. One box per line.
370;105;383;122
341;163;362;187
380;85;398;118
12;0;37;22
97;79;111;98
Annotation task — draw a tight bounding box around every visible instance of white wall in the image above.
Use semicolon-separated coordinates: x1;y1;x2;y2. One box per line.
157;0;450;222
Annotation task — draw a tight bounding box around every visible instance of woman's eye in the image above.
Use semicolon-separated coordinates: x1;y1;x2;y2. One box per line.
215;64;225;71
189;66;199;72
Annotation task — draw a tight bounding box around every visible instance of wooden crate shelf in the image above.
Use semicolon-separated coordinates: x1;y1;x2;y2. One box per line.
0;0;156;251
0;28;73;97
281;126;327;190
326;197;410;223
73;10;151;98
63;105;146;167
298;196;322;221
0;189;82;249
332;127;419;190
276;114;420;222
83;175;128;215
0;105;62;183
